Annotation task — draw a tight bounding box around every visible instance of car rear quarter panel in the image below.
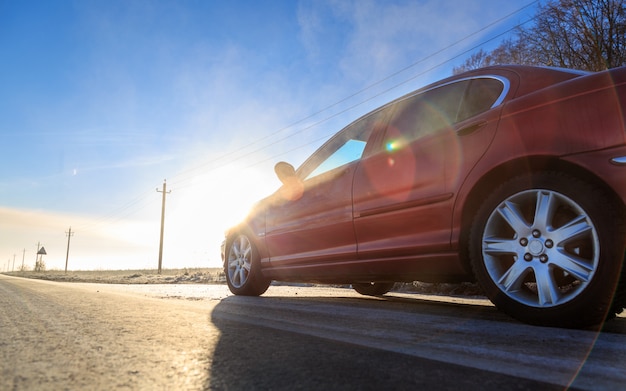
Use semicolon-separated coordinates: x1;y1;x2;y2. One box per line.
452;67;626;247
498;69;626;155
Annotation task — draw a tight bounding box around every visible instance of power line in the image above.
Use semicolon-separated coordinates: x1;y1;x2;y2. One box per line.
72;189;159;233
67;2;542;226
169;1;540;190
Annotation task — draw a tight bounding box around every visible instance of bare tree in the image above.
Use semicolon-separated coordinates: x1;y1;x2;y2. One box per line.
454;0;626;74
457;48;491;70
452;38;532;74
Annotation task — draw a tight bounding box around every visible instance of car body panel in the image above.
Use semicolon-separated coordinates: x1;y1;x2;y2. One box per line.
263;106;393;268
449;67;626;247
264;161;358;266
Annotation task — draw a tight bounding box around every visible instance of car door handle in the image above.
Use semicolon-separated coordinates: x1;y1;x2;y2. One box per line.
457;121;487;136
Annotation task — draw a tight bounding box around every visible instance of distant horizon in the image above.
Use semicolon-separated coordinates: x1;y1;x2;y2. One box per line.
1;266;223;273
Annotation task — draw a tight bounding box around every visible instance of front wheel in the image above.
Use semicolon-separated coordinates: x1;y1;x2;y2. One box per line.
469;172;624;328
352;282;395;296
225;233;271;296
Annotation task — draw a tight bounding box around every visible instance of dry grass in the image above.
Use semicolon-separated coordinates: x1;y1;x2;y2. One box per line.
4;268;225;284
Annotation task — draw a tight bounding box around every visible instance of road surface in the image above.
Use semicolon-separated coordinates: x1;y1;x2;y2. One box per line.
0;274;624;390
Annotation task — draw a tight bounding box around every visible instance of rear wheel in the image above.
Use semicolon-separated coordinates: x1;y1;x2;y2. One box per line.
225;233;271;296
352;282;395;296
469;172;625;328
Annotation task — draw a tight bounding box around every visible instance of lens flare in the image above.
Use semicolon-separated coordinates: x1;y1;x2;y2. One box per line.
386;140;399;152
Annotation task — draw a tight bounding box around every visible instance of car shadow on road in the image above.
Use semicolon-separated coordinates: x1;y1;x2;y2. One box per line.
203;293;624;389
375;292;626;335
377;293;626;334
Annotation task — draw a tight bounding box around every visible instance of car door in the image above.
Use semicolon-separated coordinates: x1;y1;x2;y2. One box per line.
264;108;391;268
352;77;506;259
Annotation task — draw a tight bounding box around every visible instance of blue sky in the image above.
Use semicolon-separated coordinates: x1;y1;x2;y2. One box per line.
0;0;539;271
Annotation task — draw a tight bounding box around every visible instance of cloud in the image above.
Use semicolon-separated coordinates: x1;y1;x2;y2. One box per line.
73;154;178;174
298;0;526;86
1;0;535;272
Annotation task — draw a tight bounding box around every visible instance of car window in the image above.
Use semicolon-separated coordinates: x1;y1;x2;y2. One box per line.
385;77;506;146
301;108;389;180
388;80;470;141
306;139;366;179
457;78;505;122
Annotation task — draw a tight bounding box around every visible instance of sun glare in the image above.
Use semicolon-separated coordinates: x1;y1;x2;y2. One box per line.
0;164;281;271
160;164;280;263
195;165;278;230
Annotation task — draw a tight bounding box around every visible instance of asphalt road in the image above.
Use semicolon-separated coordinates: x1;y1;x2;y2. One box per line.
1;274;624;390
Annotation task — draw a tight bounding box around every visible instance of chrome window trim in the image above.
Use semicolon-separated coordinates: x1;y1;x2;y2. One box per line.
482;75;511;107
610;156;626;165
396;75;510;110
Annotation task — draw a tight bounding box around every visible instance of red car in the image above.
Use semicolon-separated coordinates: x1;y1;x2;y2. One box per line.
223;65;626;328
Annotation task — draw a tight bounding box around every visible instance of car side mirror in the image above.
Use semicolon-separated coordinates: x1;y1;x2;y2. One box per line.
274;161;297;184
274;162;303;201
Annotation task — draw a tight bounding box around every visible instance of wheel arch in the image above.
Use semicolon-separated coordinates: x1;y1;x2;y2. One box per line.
456;155;626;274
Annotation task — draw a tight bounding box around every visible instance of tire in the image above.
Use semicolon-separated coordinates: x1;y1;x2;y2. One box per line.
352;282;395;296
225;233;271;296
469;172;625;328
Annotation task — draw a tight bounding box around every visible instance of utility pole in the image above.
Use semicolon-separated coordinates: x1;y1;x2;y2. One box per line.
156;179;171;274
21;249;25;271
65;227;74;274
12;254;15;272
